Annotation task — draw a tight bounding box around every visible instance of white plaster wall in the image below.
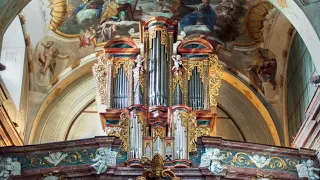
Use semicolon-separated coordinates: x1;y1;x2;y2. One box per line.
269;0;320;72
30;75;105;144
0;16;26;110
21;0;46;46
67;113;105;140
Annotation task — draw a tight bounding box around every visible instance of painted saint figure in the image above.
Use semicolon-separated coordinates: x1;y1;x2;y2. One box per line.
38;41;69;74
244;50;277;92
179;0;216;33
72;0;105;18
100;0;134;23
80;26;96;47
98;24;120;42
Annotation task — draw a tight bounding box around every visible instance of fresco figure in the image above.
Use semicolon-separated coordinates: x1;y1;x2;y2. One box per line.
72;0;105;18
38;41;69;74
179;0;216;33
80;26;96;47
245;50;277;91
100;0;134;23
98;23;120;41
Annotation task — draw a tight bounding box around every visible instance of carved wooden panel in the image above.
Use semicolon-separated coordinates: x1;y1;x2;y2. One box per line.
0;82;23;146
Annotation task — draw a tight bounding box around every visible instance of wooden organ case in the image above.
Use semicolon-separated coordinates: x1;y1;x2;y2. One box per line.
92;17;223;168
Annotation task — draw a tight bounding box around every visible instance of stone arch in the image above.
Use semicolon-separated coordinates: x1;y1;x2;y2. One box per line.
26;52;281;145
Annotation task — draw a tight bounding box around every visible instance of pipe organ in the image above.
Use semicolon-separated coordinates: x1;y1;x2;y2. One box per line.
92;17;223;167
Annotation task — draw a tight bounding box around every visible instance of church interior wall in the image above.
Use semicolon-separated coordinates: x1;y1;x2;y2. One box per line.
286;32;318;143
0;0;320;149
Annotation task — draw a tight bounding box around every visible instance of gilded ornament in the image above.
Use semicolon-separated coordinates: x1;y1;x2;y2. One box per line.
252;173;274;180
187;61;205;82
188;112;198;152
148;28;169;52
208;54;223;107
48;0;74;30
172;72;184;94
197;127;210;136
119;112;129;152
106;127;121;137
113;60;134;79
153;127;165;142
137;154;181;180
92;60;107;105
65;152;83;164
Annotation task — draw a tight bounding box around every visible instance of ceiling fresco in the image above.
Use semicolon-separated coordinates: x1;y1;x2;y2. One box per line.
18;0;291;116
48;0;246;45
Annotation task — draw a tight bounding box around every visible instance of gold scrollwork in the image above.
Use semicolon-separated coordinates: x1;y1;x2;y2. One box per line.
64;152;83;164
228;152;290;171
268;157;288;170
197;126;210;136
137;154;181;180
187;61;205;82
113;60;134;79
172;72;184;94
188;112;198;152
231;152;251;166
148;28;169;52
153;127;165;142
30;157;46;167
208;54;223;107
119;112;129;152
139;71;145;93
106;127;121;137
92;55;108;104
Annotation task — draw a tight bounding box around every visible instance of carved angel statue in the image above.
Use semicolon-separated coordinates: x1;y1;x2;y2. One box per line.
91;147;117;174
44;152;68;166
199;148;224;174
0;157;21;179
135;55;145;72
248;154;271;169
172;55;185;72
296;159;320;180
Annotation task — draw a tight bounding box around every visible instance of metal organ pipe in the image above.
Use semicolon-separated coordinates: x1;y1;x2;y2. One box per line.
148;30;168;107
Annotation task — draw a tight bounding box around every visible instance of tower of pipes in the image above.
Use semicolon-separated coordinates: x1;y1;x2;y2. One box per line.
92;16;223;168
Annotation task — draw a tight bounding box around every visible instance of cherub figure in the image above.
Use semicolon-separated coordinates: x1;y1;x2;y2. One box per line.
199;148;224;174
306;160;320;180
248;154;271;168
38;41;69;74
91;148;109;174
44;152;68;166
135;55;145;72
91;148;117;175
171;55;185;71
